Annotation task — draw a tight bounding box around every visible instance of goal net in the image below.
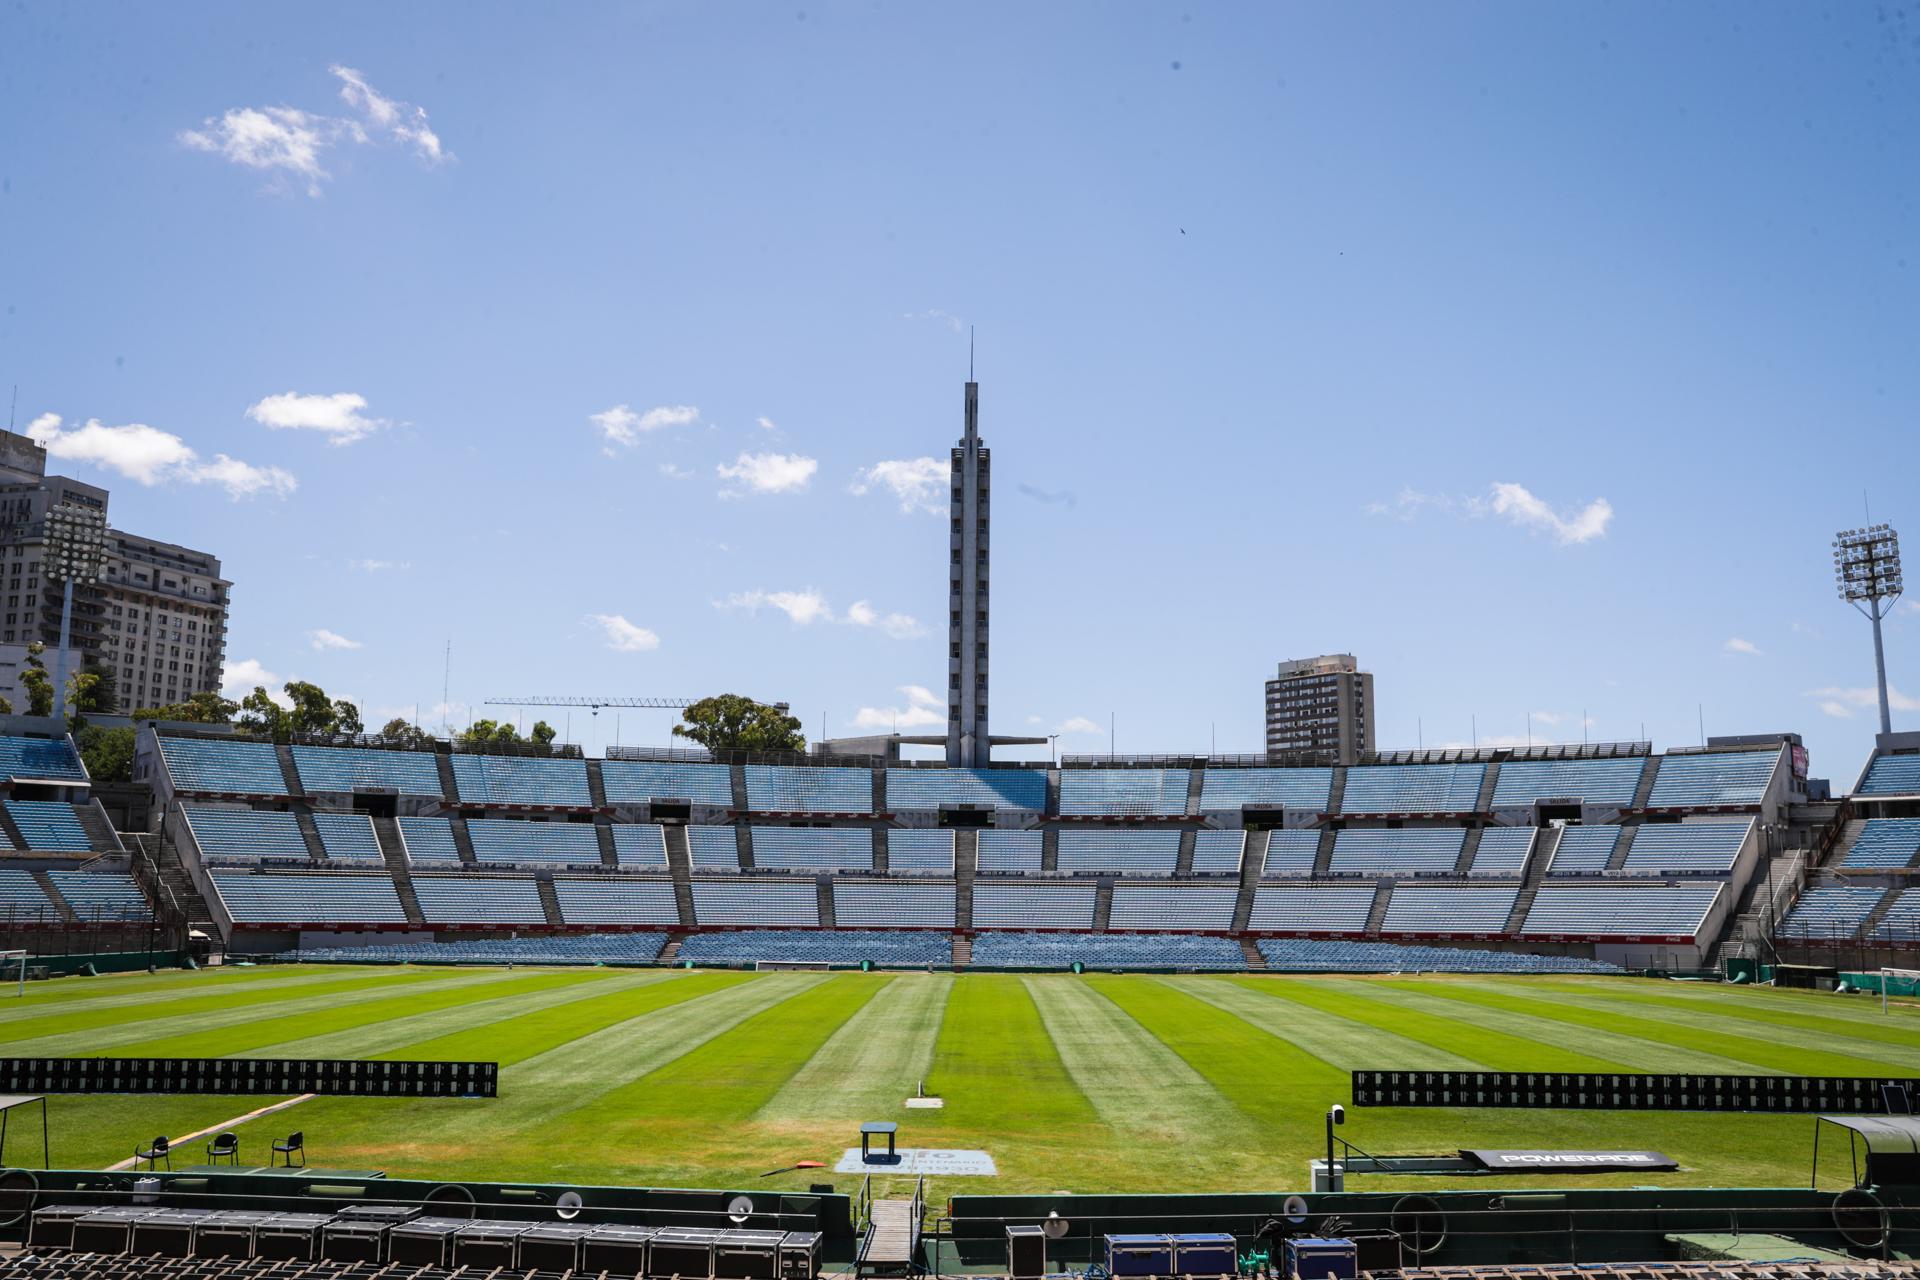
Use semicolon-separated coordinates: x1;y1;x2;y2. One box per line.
0;950;25;998
1874;967;1920;1004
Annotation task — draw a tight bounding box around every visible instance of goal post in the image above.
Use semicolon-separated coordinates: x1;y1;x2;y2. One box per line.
1876;967;1920;1014
0;950;25;998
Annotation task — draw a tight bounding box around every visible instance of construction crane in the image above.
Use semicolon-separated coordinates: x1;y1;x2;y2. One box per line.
483;696;790;716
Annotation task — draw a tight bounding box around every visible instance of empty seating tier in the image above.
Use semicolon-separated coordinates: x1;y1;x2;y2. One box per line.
743;765;872;814
600;759;735;807
1470;826;1535;876
687;825;744;870
184;807;307;862
972;932;1245;970
1859;755;1920;797
691;878;819;926
1845;819;1920;869
1341;763;1485;814
1257;938;1619;974
1647;750;1778;807
1490;757;1645;808
971;882;1098;929
1382;885;1520;935
159;737;286;795
886;768;1046;812
1190;829;1246;875
466;818;603;866
5;801;91;852
1521;883;1723;938
396;816;461;864
886;829;954;873
312;812;383;860
1621;820;1751;874
46;872;148;919
750;826;873;871
1871;887;1920;942
976;830;1042;874
1777;885;1888;941
677;929;947;965
0;734;85;783
553;877;680;926
1329;828;1465;875
291;745;444;797
1056;829;1180;875
450;753;592;807
289;933;668;965
1197;767;1334;814
213;872;405;924
610;823;668;867
411;876;547;924
1247;885;1376;932
832;880;956;928
1261;829;1322;877
1107;883;1240;931
0;870;56;920
1548;825;1620;875
1058;768;1191;817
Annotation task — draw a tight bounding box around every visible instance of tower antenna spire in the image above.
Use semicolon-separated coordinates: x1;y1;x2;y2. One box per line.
969;326;974;381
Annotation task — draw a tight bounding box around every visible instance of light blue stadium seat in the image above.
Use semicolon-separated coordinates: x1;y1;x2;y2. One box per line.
1247;885;1375;932
212;872;405;924
1107;883;1240;931
750;826;873;871
688;825;743;870
291;745;444;797
1647;751;1778;807
691;878;819;926
1859;755;1920;797
977;829;1042;874
5;800;91;852
1190;829;1246;875
450;754;591;807
160;737;286;795
601;760;735;807
1870;887;1920;943
1197;768;1334;813
1847;819;1920;869
0;734;85;784
1056;829;1180;875
286;932;668;965
1777;884;1886;941
743;766;873;814
1470;827;1536;876
1261;829;1321;877
396;816;462;864
971;882;1098;929
1547;825;1620;874
886;830;954;873
886;769;1046;812
1257;938;1619;974
833;880;956;927
466;818;603;866
1329;828;1465;875
411;876;547;924
972;932;1245;970
677;929;946;965
1520;883;1723;937
553;877;680;925
47;872;148;920
1620;820;1751;874
1381;885;1518;934
1490;757;1645;808
1058;769;1191;817
1341;763;1485;814
184;806;307;862
312;812;383;860
0;869;57;920
610;823;669;867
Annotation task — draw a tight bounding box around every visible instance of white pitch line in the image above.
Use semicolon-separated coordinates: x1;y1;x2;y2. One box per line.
103;1094;316;1171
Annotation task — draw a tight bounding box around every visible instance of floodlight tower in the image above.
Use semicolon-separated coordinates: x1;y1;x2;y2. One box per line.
1834;523;1904;735
43;503;106;722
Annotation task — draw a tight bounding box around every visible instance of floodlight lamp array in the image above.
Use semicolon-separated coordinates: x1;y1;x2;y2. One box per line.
1833;523;1902;603
42;504;107;586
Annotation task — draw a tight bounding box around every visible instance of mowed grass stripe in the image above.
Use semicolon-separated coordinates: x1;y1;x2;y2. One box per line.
0;966;448;1026
1;968;524;1056
0;963;386;1010
1428;982;1907;1075
757;972;952;1124
1367;980;1764;1073
1520;976;1920;1032
924;974;1096;1135
1211;978;1481;1070
1291;978;1623;1072
1026;976;1246;1144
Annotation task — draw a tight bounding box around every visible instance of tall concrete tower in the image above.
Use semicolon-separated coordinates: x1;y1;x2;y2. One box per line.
947;378;989;765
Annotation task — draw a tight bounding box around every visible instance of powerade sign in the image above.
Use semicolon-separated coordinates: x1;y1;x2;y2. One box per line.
1465;1149;1678;1173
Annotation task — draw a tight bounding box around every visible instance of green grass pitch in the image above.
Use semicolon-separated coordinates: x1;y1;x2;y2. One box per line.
8;966;1919;1197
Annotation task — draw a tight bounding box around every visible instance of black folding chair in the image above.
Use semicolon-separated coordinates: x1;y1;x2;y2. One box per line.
135;1136;170;1170
206;1132;239;1165
273;1131;304;1167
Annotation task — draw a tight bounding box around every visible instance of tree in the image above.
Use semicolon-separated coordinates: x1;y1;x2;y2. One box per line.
18;643;52;718
332;699;364;739
284;681;338;738
672;694;805;754
530;720;556;751
131;691;237;724
237;687;291;741
455;718;521;751
75;724;135;784
378;718;436;750
77;658;117;716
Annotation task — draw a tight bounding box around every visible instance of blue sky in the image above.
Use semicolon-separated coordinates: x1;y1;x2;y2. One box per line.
3;1;1917;784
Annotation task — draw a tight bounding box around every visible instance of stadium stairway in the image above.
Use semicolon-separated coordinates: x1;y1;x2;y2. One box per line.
1326;767;1347;815
815;877;836;927
32;871;75;922
372;818;426;926
1504;882;1540;934
0;805;27;852
1238;937;1267;968
293;810;328;861
1828;819;1870;868
1231;830;1266;932
1474;760;1501;813
729;767;750;811
273;745;305;797
1631;756;1661;810
1093;878;1115;930
1364;881;1393;934
1312;828;1336;875
434;753;460;802
871;769;887;812
536;874;564;927
1455;829;1483;875
593;821;618;867
75;802;121;852
659;935;684;962
1184;768;1205;816
586;762;609;810
1041;829;1059;872
661;825;699;928
1174;829;1197;875
449;818;479;865
1606;826;1638;872
735;825;755;868
952;830;976;930
135;830;212;929
870;828;889;874
951;933;971;969
1857;886;1901;940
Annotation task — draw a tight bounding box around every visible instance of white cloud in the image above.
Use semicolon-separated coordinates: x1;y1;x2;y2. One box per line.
308;628;362;652
657;462;694;480
1820;700;1854;719
903;309;966;334
348;558;410;572
1808;684;1920;713
247;391;385;445
1724;637;1763;656
851;457;947;516
1486;482;1613;544
587;613;661;652
27;413;294;499
845;599;924;639
853;684;946;731
717;589;918;638
717;451;817;496
221;657;282;701
1056;716;1103;736
591;404;698;452
180;67;445;196
757;416;779;431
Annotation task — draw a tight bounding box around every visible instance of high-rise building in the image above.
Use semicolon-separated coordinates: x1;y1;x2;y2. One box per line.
946;379;989;766
1265;653;1374;765
0;429;229;712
